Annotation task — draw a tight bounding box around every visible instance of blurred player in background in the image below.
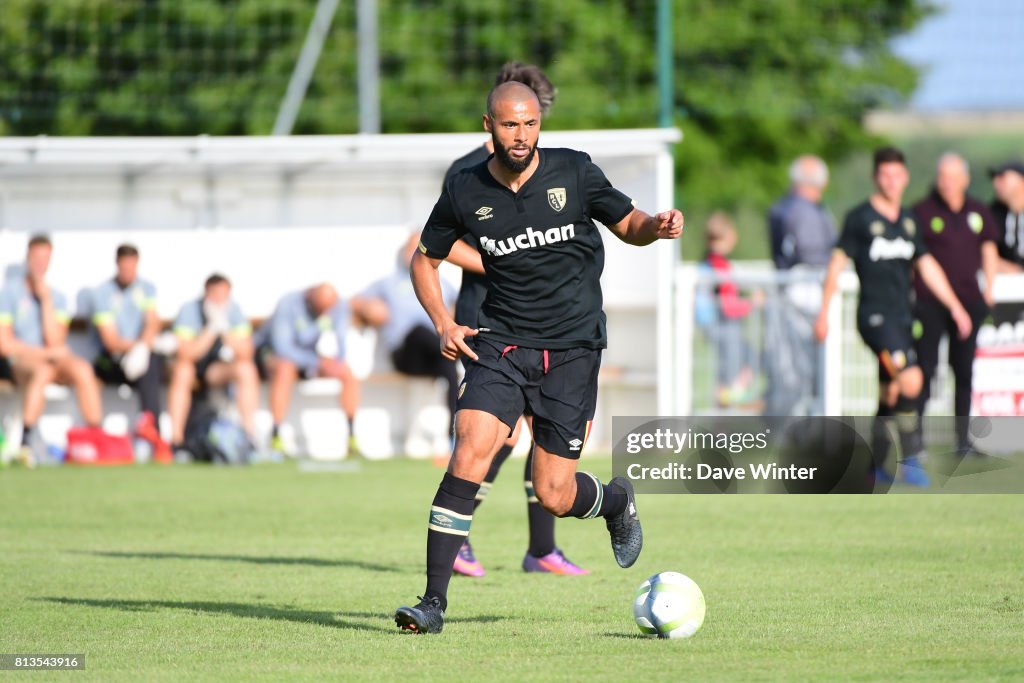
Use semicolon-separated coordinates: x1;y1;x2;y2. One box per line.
90;244;170;461
442;62;589;578
911;153;997;457
814;147;971;486
395;81;683;633
167;274;258;456
256;283;362;458
0;235;105;466
989;159;1024;272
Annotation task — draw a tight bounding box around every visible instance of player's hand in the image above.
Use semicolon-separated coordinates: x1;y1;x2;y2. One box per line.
654;209;684;240
440;324;479;361
952;306;973;340
202;301;231;335
29;273;50;301
813;313;829;342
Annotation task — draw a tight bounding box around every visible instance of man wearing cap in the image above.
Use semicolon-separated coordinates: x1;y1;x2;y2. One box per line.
990;160;1024;273
912;153;998;457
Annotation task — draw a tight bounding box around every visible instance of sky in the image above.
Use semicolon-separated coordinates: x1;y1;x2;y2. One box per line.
892;0;1024;111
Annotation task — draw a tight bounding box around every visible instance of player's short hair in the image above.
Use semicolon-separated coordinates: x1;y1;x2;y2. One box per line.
204;273;230;290
27;233;52;250
873;146;906;173
116;243;140;260
495;62;556;115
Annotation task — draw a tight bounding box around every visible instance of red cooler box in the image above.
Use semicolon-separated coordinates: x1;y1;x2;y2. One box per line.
66;427;135;465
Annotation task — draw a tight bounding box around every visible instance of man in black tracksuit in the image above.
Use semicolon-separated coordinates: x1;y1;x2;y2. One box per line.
912;153;999;456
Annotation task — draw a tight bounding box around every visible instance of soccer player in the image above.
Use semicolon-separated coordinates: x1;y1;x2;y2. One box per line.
394;81;684;633
167;273;258;456
814;147;972;486
0;234;105;466
443;62;588;578
255;283;362;458
90;244;170;460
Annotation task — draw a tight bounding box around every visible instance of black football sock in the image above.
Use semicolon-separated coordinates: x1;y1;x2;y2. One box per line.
473;444;513;511
894;394;924;458
559;472;627;519
21;424;34;446
424;472;479;611
871;401;893;470
523;444;556;557
271;423;280;439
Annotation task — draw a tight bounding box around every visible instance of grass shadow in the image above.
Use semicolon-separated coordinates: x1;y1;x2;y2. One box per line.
39;597;508;633
40;597;394;633
602;632;651;640
77;550;401;573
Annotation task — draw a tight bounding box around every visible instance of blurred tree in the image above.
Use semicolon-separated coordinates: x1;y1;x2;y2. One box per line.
674;0;934;257
0;0;933;257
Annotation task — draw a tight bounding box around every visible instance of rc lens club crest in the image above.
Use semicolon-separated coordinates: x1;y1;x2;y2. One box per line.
547;187;566;212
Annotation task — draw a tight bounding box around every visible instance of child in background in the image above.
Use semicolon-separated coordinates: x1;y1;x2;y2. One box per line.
703;212;761;407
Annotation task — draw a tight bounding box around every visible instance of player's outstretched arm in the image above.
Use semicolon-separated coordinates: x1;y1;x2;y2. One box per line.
813;249;848;342
916;254;972;340
410;250;478;361
607;208;684;246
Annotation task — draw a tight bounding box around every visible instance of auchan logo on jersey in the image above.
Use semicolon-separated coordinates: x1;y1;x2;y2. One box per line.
868;235;915;262
479;223;576;257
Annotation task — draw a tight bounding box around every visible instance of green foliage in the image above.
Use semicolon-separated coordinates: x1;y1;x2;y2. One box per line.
674;0;933;258
0;0;936;257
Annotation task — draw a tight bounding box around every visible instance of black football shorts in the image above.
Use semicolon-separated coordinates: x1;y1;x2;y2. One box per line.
457;336;600;459
857;310;918;383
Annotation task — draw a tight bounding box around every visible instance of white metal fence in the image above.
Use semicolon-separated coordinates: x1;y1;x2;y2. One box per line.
673;262;959;421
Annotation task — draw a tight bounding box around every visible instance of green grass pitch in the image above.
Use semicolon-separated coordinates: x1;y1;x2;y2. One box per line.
1;458;1022;682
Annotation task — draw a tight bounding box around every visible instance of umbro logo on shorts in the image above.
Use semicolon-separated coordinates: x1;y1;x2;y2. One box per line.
569;438;583;451
476;206;494;221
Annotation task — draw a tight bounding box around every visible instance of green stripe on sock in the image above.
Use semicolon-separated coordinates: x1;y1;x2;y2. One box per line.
524;481;538;503
582;472;603;518
428;506;472;536
475;482;492;502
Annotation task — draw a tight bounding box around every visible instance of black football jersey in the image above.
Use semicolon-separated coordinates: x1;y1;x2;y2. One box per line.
838;200;928;318
420;148;635;349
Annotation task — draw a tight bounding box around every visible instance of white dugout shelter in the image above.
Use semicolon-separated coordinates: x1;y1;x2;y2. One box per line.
0;130;682;458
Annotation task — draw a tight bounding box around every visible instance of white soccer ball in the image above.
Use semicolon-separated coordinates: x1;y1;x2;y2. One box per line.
633;571;706;639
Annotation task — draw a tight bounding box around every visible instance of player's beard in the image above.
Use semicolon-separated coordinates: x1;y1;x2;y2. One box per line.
492;133;536;173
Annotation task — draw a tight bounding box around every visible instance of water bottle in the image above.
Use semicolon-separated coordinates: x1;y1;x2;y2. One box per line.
134;437;153;464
